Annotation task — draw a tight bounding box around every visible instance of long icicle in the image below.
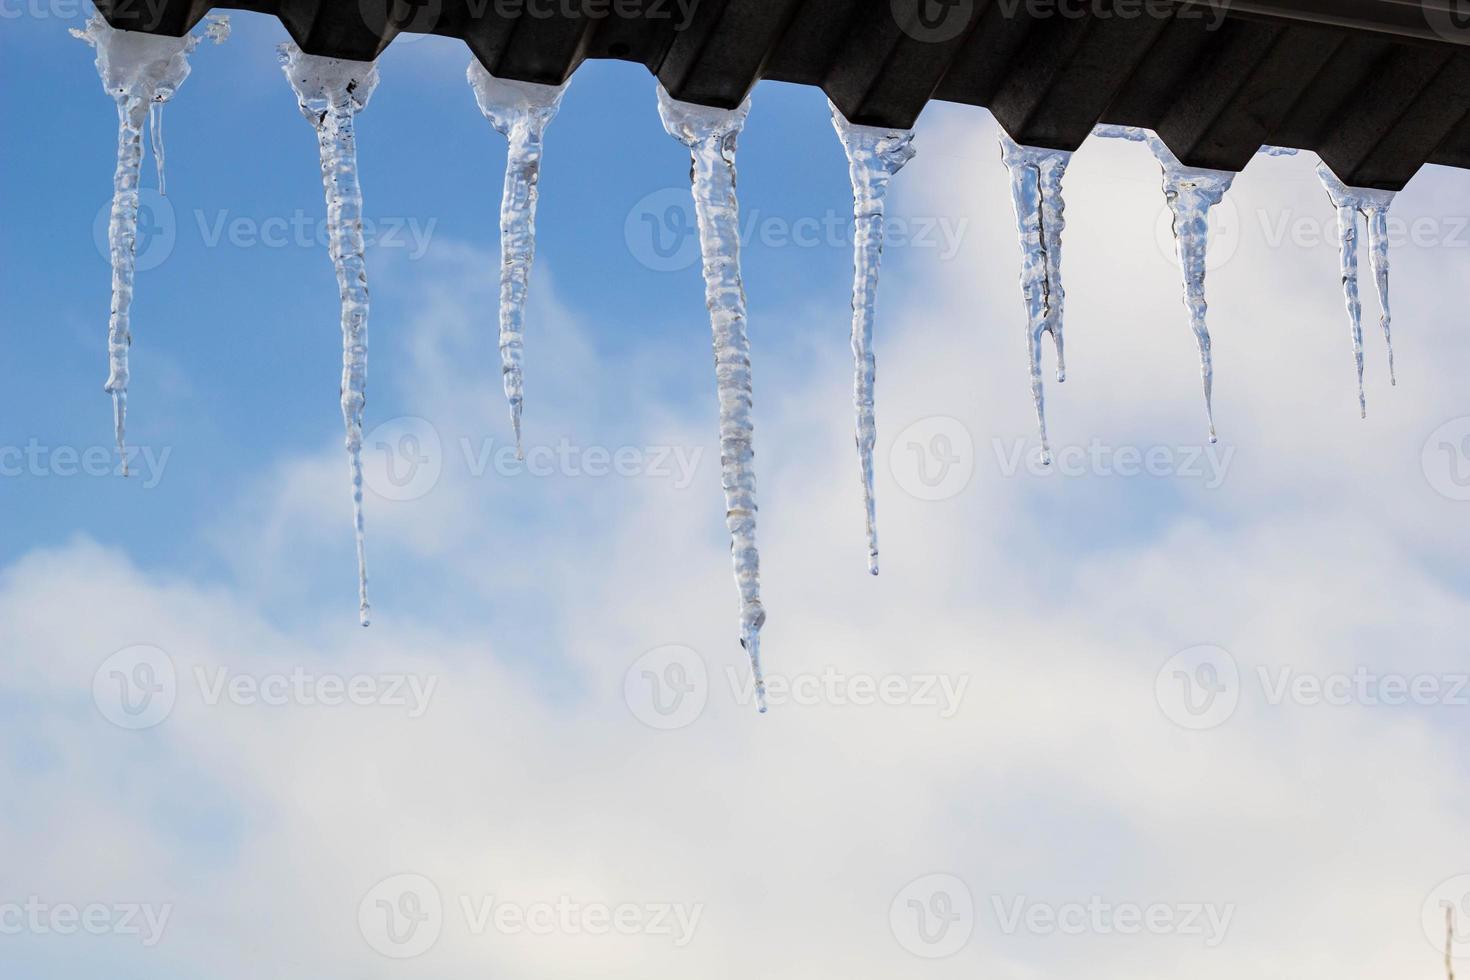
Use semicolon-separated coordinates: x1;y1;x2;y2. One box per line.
829;103;915;575
74;12;228;476
1317;162;1397;412
1331;193;1367;417
1112;128;1230;439
1363;200;1396;386
280;45;381;627
999;133;1072;465
468;64;568;459
1155;146;1233;443
657;84;767;713
1096;126;1233;441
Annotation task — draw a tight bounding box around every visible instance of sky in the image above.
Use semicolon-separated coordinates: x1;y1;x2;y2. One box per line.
4;5;1470;979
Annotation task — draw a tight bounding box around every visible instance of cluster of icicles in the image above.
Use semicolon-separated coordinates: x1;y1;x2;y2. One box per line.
78;14;1399;712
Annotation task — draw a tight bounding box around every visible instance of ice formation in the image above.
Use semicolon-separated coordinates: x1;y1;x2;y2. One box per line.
999;133;1071;465
1096;125;1233;441
1317;161;1397;412
830;103;916;573
280;44;381;626
657;84;767;712
74;11;229;475
469;64;569;457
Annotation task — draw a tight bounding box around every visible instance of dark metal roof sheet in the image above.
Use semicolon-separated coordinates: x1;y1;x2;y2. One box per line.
97;0;1470;190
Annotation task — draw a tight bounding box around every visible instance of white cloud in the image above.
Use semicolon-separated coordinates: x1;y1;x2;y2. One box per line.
4;104;1470;979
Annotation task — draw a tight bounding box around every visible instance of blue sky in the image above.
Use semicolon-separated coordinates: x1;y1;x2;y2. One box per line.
5;6;1470;980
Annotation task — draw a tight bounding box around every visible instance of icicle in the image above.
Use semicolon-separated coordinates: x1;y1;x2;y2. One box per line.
1096;125;1232;441
1365;202;1395;385
73;11;227;476
1317;162;1397;411
280;44;381;627
468;64;569;459
999;133;1071;465
149;102;166;194
829;103;915;576
657;84;767;713
1448;904;1457;980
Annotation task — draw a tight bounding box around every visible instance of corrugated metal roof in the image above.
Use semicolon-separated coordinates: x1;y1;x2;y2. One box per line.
97;0;1470;190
